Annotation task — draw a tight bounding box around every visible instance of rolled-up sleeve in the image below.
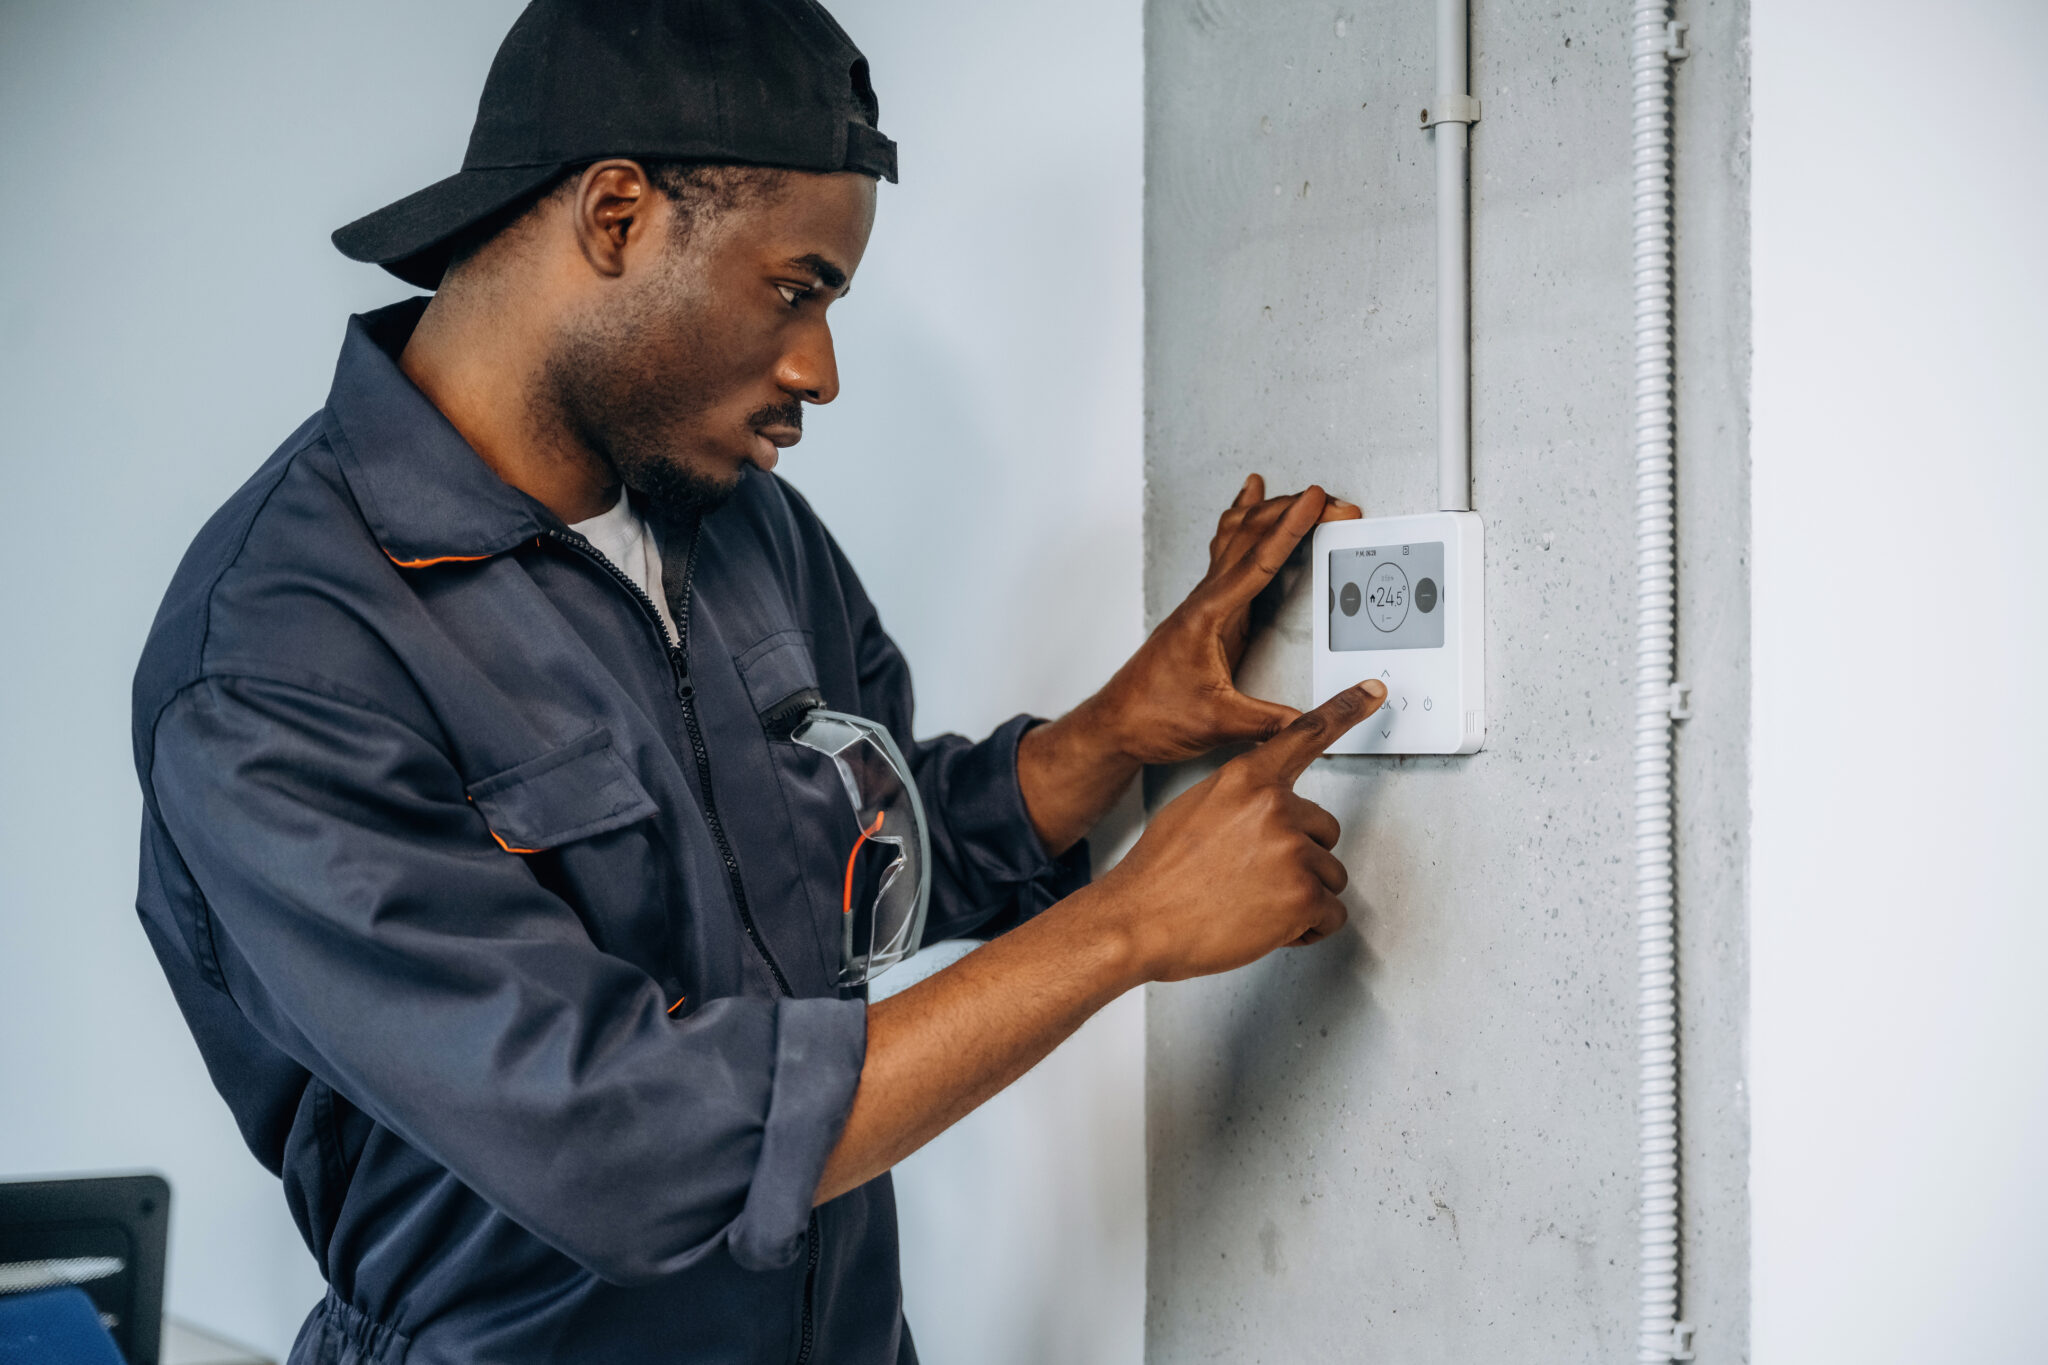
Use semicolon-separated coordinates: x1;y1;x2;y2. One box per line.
148;673;862;1283
901;715;1092;943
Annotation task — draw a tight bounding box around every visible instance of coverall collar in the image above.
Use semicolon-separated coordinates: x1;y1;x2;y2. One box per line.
323;297;559;568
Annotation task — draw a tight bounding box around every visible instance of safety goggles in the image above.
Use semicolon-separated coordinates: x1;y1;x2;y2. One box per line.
787;708;931;988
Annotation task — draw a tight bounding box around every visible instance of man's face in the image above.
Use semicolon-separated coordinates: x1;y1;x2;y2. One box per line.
542;169;877;518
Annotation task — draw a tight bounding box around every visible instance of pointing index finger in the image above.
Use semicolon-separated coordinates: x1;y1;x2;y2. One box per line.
1245;680;1388;787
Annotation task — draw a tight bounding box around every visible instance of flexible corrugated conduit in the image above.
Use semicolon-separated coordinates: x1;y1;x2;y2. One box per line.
1631;2;1690;1361
1426;4;1690;1352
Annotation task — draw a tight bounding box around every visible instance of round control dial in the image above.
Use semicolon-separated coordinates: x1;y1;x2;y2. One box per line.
1364;562;1410;631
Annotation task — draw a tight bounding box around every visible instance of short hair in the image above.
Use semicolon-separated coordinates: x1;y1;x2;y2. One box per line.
440;160;793;280
644;161;792;237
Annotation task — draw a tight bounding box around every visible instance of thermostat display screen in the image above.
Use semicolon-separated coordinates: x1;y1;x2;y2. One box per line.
1329;542;1446;651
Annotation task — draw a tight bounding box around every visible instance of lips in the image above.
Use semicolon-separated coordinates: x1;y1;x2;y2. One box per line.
747;424;800;473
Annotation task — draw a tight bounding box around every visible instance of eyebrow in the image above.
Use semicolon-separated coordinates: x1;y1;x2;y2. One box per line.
787;253;849;294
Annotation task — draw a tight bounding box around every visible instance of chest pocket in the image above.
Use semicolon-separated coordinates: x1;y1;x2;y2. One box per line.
736;629;827;733
732;628;855;988
465;728;658;853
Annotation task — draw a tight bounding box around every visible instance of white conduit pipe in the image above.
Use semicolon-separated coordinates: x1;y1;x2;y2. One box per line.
1431;0;1474;512
1631;2;1689;1362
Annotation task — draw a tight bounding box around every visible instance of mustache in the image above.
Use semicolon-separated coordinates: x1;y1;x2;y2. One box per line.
747;400;804;432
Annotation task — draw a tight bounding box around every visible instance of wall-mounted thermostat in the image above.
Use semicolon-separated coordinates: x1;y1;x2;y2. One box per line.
1311;511;1484;755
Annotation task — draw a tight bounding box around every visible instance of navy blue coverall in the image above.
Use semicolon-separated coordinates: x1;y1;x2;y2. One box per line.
131;299;1088;1364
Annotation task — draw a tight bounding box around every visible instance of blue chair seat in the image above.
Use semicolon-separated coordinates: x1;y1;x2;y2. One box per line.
0;1286;127;1365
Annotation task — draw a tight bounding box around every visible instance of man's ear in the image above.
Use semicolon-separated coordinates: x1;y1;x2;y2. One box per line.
572;160;658;278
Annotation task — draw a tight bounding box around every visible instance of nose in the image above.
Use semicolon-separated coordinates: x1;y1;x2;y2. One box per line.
776;320;839;406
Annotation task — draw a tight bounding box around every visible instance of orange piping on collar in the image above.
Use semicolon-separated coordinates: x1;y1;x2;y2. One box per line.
384;549;497;569
488;829;545;856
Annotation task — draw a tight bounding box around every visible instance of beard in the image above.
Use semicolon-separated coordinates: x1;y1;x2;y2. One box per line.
539;333;734;523
535;263;798;525
611;433;739;523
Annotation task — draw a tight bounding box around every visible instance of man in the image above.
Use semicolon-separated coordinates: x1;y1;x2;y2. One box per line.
131;2;1386;1362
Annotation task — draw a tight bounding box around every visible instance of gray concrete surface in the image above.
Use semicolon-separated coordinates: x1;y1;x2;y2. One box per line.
1141;1;1750;1360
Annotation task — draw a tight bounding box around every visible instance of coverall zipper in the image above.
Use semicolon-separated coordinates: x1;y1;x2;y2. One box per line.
544;525;822;1362
664;520;801;1002
797;1215;822;1365
542;525;795;996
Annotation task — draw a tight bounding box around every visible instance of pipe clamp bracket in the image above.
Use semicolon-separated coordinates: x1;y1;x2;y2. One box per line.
1649;1320;1697;1360
1419;94;1481;128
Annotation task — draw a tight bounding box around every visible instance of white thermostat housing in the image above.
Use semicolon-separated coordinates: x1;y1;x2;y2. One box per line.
1311;511;1485;755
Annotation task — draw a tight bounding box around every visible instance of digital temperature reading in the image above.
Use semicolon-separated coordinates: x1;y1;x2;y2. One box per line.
1312;513;1483;755
1364;562;1409;629
1328;541;1446;652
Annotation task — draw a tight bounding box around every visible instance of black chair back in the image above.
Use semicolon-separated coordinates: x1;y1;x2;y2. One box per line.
0;1174;169;1365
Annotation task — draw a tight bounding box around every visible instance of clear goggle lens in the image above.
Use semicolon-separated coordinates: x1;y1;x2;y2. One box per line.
787;709;930;988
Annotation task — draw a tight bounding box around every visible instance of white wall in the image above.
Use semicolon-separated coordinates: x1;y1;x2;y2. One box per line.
1750;1;2048;1360
800;4;1146;1364
0;3;1142;1361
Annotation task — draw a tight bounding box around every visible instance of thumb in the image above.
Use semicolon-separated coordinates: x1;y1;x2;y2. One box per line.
1216;693;1301;743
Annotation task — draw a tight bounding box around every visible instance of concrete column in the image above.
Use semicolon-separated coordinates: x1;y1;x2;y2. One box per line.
1141;1;1750;1358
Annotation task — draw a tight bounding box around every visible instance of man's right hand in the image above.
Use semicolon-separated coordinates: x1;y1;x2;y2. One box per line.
812;679;1385;1205
1096;678;1387;983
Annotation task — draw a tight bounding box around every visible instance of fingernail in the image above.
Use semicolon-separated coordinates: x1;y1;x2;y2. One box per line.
1361;680;1387;699
1331;498;1360;511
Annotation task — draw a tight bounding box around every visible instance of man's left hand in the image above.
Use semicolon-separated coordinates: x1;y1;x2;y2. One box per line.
1015;476;1360;854
1092;475;1361;764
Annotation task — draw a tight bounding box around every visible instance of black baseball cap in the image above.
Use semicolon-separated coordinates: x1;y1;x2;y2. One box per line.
332;0;897;290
